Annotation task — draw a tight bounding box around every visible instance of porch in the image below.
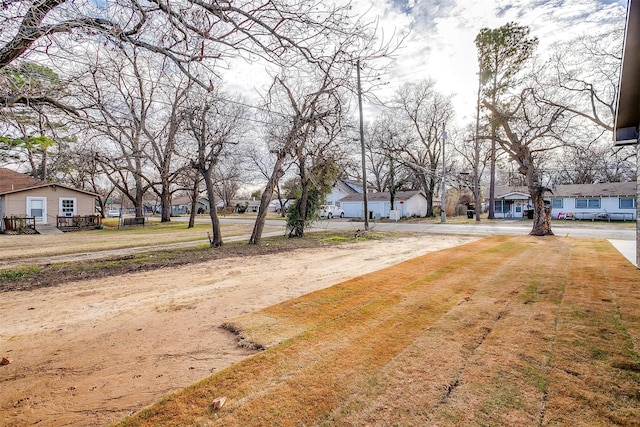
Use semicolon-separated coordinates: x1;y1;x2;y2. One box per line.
2;216;37;234
56;215;102;232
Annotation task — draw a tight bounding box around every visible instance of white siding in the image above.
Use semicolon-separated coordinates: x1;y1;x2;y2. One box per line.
553;196;636;220
404;195;428;217
326;188;349;205
341;201;364;218
340;196;428;218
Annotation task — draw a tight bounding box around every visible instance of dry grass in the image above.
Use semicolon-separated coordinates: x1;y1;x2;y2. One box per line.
113;236;640;427
0;219;277;262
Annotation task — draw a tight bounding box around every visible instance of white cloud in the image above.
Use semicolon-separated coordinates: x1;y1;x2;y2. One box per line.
353;0;627;126
219;0;627;128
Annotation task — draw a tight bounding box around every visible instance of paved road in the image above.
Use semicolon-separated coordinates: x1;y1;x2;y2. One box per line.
218;217;637;241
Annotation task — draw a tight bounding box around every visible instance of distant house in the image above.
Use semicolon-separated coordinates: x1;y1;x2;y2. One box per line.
0;168;99;231
230;199;260;213
495;183;637;220
171;195;211;215
269;198;293;213
339;191;428;219
325;179;363;206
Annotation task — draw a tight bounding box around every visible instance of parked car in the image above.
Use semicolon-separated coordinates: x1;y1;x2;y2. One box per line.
107;209;120;218
320;205;345;219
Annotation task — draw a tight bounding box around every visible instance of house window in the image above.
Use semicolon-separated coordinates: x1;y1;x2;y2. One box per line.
575;198;600;209
619;198;637;209
494;200;504;213
59;198;77;216
26;197;47;223
551;198;563;209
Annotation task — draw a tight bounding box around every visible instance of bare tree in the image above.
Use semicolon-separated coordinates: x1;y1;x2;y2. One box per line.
390;79;454;217
60;140;116;217
141;73;193;222
174;166;204;228
245;142;295;217
541;29;622;133
0;0;367;89
483;87;568;235
364;116;395;192
71;46;164;217
536;24;636;180
551;140;636;184
248;58;348;244
452;122;492;213
214;159;245;213
184;90;246;247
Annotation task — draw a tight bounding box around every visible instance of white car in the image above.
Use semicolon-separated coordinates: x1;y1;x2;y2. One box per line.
320;205;345;219
107;209;120;217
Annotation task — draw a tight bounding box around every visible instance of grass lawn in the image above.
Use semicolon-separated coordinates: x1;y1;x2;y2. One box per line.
113;235;640;426
0;215;284;262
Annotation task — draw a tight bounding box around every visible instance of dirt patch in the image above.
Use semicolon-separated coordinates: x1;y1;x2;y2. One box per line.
0;234;352;293
0;233;476;426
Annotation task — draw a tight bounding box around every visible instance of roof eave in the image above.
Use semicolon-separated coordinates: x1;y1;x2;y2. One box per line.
614;0;640;146
0;183;100;197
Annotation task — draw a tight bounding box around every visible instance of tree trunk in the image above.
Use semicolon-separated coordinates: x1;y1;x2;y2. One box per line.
529;185;553;236
426;175;436;217
134;156;145;217
134;182;144;217
524;157;553;236
160;180;172;222
188;179;198;229
249;154;286;245
488;136;496;219
291;159;308;238
203;169;222;247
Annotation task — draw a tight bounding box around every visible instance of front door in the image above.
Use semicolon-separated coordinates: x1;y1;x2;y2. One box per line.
515;202;523;217
59;197;77;217
26;197;47;224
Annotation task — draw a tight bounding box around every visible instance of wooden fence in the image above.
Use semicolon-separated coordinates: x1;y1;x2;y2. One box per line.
56;215;102;231
2;217;37;234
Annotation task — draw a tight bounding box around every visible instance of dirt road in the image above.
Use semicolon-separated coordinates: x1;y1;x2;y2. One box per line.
0;234;477;426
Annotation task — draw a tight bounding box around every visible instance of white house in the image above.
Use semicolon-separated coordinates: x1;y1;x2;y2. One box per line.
325;179;363;206
495;183;637;221
339;191;428;219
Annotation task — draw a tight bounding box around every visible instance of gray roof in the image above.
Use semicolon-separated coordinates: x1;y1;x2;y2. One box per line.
496;182;637;199
340;190;424;202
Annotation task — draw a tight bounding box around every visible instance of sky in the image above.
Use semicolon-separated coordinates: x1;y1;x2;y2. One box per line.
222;0;628;128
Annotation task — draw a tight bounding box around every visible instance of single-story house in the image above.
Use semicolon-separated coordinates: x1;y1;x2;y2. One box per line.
325;178;364;206
171;196;211;215
339;190;428;219
269;198;293;213
230;199;261;213
0;168;99;230
495;183;637;220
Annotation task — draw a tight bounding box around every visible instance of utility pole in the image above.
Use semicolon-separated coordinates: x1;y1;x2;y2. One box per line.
474;72;482;222
440;122;447;223
357;59;369;230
